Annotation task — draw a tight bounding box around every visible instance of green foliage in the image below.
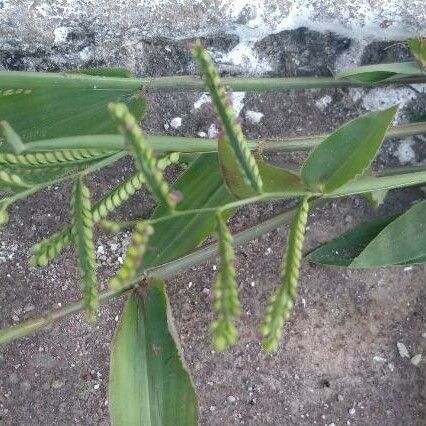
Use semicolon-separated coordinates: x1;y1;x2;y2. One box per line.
336;62;424;83
109;279;198;426
0;71;146;142
307;214;399;267
261;196;310;352
301;106;398;193
408;37;426;69
218;135;309;199
351;200;426;267
108;102;176;211
191;40;263;193
71;177;98;320
211;213;241;351
109;222;154;290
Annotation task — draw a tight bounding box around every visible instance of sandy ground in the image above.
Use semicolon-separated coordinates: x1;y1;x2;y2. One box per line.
0;30;425;425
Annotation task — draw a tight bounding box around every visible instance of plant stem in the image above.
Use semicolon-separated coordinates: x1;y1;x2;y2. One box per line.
2;71;426;92
22;121;426;153
0;201;324;346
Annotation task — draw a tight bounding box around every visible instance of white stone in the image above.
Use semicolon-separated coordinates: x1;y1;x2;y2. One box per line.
410;354;422;366
207;123;219;139
245;110;264;124
396;139;416;165
315;95;332;111
170;117;182;129
397;342;410;358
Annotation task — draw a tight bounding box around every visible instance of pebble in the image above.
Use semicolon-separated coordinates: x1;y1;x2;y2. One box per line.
51;380;64;389
208;123;218;139
197;131;207;138
388;362;395;372
397;342;410;358
410;354;422;366
349;407;356;415
23;304;35;313
94;383;100;390
337;394;344;402
315;95;332;111
227;395;236;403
245;110;264;124
170;117;182;129
97;245;105;255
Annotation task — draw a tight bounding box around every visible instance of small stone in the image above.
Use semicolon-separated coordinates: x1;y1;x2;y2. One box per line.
94;383;100;390
388;362;395;372
208;124;218;139
227;395;236;403
337;394;344;402
349;407;356;415
23;304;35;313
97;245;105;255
209;405;216;412
197;131;207;138
397;342;410;358
327;423;336;426
170;117;182;129
315;95;332;111
12;314;19;322
373;356;387;363
201;288;210;296
410;354;422;366
245;110;264;124
51;380;64;389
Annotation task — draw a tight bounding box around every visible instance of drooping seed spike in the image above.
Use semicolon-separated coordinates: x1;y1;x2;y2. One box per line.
210;212;241;351
0;149;110;167
70;176;98;321
108;102;176;211
30;153;176;267
191;40;263;193
109;222;154;290
0;170;31;189
260;196;310;352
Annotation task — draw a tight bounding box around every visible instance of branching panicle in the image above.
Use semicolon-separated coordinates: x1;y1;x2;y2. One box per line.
109;221;154;290
108;102;176;211
71;177;98;321
211;212;241;351
260;196;310;352
191;40;263;193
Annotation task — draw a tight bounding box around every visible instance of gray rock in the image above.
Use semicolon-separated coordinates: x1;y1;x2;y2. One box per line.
1;1;425;73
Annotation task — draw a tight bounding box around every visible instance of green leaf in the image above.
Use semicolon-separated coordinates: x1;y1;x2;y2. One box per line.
0;71;145;142
109;278;198;426
307;214;399;267
218;136;308;199
336;62;424;83
301;107;398;193
351;200;426;268
362;189;388;209
139;153;234;271
408;38;426;69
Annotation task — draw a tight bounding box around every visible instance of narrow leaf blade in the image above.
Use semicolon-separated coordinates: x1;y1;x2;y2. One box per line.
307;214;399;266
0;72;145;142
301;107;398;193
351;200;426;267
336;62;424;83
109;279;198;426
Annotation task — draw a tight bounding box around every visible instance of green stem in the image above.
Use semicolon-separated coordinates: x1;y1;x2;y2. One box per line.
0;201;324;346
2;71;426;92
22;121;426;153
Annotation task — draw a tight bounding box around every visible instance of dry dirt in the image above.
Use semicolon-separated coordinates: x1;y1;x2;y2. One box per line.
0;30;425;425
